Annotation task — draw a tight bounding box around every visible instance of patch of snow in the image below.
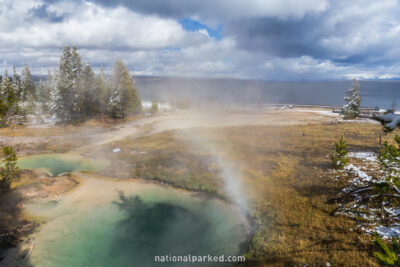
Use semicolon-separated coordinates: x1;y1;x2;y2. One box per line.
384;207;400;216
375;226;400;239
345;164;372;182
295;109;339;116
112;148;121;153
348;152;377;162
338;118;380;124
336;152;400;240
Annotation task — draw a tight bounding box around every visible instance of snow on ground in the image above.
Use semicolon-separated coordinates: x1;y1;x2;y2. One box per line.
375;226;400;239
294;108;380;124
384;207;400;217
344;163;372;184
345;151;378;184
363;226;400;240
348;152;377;162
338;151;400;239
336;118;380;124
294;109;339;116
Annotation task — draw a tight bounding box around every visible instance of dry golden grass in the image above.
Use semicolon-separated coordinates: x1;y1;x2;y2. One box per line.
0;114;144;137
97;131;223;194
103;121;397;266
0;124;81;137
212;123;399;266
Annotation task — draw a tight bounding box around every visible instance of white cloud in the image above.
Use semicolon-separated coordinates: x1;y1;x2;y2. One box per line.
197;29;210;38
0;1;198;49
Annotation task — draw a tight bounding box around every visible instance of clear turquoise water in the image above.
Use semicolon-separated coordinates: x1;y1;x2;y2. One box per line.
18;154;108;176
24;182;249;267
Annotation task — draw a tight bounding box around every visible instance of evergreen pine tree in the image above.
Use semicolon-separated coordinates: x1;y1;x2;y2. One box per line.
342;79;361;120
70;45;84;122
331;135;349;169
0;74;6;125
54;45;84;123
11;67;25;120
0;70;6;100
0;70;18;126
94;67;109;115
21;65;36;102
37;79;52;114
54;45;73;122
81;63;97;118
48;68;58;115
19;65;36;117
374;234;400;266
108;60;142;118
379;135;400;191
11;66;21;102
108;84;123;118
0;146;19;190
0;98;6;126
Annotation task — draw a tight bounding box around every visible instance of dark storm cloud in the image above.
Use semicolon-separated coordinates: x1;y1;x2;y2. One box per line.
224;16;328;59
85;0;328;21
224;1;399;66
86;0;214;18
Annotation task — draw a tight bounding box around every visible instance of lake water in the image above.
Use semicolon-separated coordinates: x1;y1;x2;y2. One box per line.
135;76;400;109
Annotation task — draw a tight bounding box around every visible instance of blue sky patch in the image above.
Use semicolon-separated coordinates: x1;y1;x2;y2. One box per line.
179;18;222;40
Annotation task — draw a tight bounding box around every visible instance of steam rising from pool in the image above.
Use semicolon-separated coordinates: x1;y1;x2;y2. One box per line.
175;128;248;212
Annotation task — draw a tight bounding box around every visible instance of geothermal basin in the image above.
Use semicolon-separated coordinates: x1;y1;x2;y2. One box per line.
21;174;249;267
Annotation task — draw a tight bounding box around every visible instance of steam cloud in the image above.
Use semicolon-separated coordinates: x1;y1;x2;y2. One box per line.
176;126;248;212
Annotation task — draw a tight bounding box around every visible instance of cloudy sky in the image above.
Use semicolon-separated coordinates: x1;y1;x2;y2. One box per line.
1;0;400;80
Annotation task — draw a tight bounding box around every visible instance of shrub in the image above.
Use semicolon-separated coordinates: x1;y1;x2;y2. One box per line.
374;234;400;266
379;135;400;190
331;135;349;169
0;146;20;190
150;100;159;114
